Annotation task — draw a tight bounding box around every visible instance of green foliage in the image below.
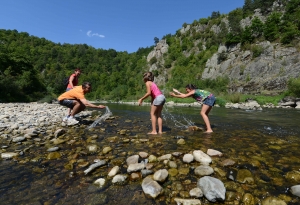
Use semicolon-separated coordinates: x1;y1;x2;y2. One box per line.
282;0;300;31
251;45;264;58
243;0;254;17
164;58;172;68
225;93;241;103
218;52;228;63
287;77;300;97
241;26;254;45
149;57;157;65
280;22;300;44
154;37;159;44
250;17;264;38
198;18;209;25
228;8;243;35
225;32;241;46
211;11;220;19
0;0;299;103
215;97;226;107
263;12;281;41
198;76;230;94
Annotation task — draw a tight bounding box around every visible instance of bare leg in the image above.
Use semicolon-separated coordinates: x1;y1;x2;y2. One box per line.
156;105;164;134
67;108;72;116
70;100;85;117
200;104;213;133
149;105;158;134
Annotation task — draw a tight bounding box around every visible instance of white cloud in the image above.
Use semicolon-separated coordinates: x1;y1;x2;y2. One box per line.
87;30;105;38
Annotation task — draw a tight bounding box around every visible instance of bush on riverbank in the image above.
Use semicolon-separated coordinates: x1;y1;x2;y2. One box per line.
287;77;300;97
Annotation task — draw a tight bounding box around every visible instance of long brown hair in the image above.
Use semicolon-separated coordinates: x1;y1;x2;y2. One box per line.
143;72;154;82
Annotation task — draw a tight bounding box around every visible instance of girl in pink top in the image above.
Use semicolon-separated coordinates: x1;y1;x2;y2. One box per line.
138;72;166;135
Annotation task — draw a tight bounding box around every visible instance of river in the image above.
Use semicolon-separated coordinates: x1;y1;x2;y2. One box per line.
0;103;300;204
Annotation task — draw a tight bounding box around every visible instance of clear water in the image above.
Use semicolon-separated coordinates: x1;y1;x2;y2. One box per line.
87;106;113;129
1;104;300;204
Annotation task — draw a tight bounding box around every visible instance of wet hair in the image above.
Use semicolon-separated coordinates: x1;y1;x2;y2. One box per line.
185;84;197;90
82;82;91;89
143;72;154;82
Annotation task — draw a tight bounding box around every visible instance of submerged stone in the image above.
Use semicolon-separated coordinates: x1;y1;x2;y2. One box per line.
47;152;61;159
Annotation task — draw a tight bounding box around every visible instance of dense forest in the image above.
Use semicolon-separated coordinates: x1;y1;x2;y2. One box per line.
0;0;300;103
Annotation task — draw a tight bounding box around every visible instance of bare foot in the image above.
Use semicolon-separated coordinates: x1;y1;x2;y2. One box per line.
204;131;213;134
158;132;166;135
147;132;157;135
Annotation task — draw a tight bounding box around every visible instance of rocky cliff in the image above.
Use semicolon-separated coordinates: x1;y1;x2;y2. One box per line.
202;41;300;95
146;1;300;95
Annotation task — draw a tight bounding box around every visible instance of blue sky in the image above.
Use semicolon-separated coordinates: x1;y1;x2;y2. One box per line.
1;1;244;53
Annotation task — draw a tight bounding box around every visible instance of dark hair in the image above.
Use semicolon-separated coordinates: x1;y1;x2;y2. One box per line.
75;68;81;72
185;84;197;90
82;82;91;89
143;72;154;81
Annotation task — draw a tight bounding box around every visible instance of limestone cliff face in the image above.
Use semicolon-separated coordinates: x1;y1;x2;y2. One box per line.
145;1;300;94
202;42;300;94
146;39;169;86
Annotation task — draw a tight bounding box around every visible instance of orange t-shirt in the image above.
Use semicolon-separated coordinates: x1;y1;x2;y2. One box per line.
58;86;85;101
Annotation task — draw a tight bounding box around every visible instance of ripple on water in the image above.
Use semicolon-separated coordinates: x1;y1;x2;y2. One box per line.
1;104;300;204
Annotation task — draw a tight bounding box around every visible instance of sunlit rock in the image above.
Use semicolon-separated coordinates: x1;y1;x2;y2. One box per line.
183;153;194;163
108;166;119;177
153;169;168;182
194;165;214;176
141;177;163;198
198;176;226;202
189;187;203;198
193;150;212;165
94;178;105;187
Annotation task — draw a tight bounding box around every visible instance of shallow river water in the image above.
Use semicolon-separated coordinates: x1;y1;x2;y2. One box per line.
1;103;300;205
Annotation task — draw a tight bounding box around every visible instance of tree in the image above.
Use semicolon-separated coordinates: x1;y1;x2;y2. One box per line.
250;17;264;38
211;11;220;19
154;37;159;45
263;12;281;41
243;0;254;16
228;8;243;35
280;22;299;44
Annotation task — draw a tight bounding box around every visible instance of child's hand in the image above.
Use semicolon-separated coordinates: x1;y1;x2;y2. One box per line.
138;99;143;106
173;88;181;94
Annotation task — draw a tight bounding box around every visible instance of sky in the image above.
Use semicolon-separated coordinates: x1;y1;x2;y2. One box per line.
1;1;244;53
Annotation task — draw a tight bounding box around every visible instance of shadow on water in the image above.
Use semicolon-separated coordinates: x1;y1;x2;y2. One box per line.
1;103;300;204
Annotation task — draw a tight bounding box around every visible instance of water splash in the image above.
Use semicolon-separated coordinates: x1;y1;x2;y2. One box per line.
160;88;195;129
87;106;113;129
162;105;195;129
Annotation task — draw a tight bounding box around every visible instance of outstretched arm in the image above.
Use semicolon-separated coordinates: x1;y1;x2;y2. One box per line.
170;89;195;98
80;98;105;109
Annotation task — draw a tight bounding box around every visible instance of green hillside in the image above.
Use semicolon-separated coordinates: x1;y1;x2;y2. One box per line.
0;0;299;103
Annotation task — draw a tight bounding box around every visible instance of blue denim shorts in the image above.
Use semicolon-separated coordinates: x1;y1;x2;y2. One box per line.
153;94;166;106
59;99;74;109
203;95;215;106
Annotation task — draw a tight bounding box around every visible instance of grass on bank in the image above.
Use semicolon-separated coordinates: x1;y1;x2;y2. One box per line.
166;92;285;107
